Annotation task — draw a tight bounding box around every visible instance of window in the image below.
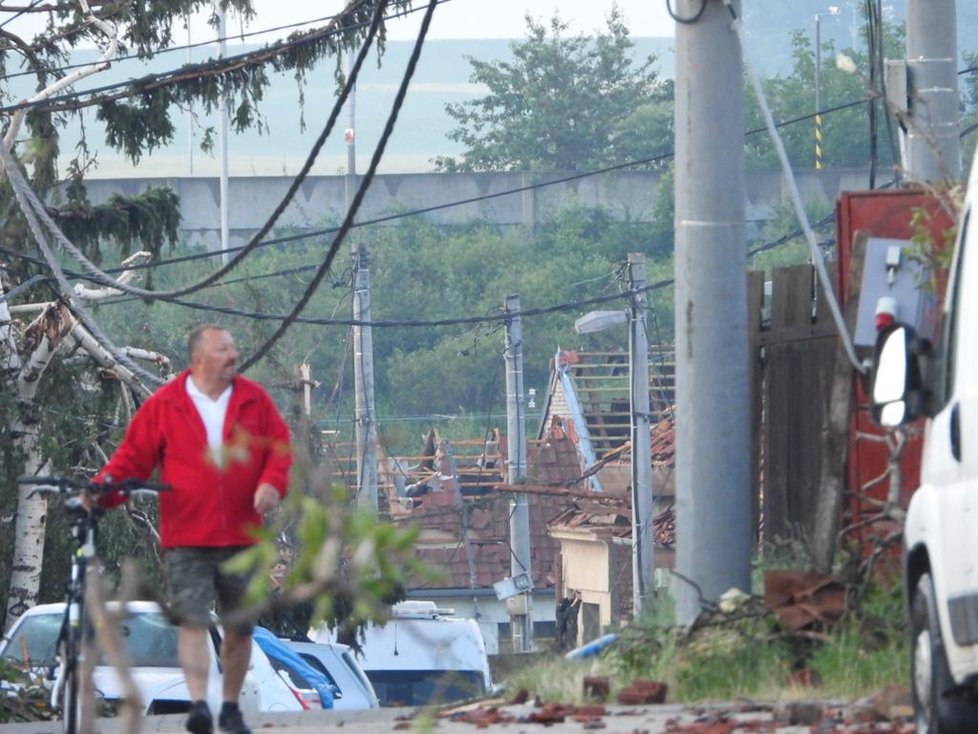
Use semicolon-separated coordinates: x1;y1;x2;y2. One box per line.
366;669;486;706
2;614;62;668
1;611;181;670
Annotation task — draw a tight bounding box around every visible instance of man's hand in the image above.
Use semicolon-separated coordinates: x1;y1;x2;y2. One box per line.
254;483;281;515
80;490;98;513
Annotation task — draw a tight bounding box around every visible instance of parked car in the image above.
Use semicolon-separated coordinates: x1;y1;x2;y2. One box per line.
0;601;303;716
280;637;379;710
252;627;334;709
870;144;978;734
313;600;493;706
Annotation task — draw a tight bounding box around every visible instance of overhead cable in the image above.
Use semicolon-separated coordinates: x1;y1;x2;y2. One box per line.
0;3;364;81
0;137;164;389
7;0;388;304
240;0;440;371
0;0;427;116
727;0;865;374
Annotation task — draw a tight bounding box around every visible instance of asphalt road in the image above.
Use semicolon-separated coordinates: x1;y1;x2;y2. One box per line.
0;699;914;734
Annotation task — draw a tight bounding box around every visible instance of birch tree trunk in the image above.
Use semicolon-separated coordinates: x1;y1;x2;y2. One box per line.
5;304;70;630
3;258;164;630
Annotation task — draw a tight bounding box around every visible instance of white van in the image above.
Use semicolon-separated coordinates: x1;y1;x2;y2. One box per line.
871;149;978;733
313;600;493;706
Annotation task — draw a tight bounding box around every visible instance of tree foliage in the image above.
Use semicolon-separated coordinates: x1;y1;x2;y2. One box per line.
744;28;899;170
0;0;410;272
434;6;673;173
961;51;978;166
84;202;674;451
0;0;414;629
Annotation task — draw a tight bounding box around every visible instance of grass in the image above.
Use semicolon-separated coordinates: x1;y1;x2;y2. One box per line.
502;578;909;705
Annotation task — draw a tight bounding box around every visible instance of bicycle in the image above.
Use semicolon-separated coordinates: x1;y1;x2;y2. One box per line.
15;474;169;734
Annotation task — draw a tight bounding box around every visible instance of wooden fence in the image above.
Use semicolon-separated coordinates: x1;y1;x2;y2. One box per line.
749;264;837;548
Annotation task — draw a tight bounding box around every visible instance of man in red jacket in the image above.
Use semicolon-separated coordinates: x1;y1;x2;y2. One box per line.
95;324;291;734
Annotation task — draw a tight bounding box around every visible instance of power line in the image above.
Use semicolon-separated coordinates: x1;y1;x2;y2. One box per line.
240;0;443;371
11;61;970;287
0;3;387;81
4;56;959;336
7;0;387;305
0;0;443;116
43;94;905;277
0;238;677;329
0;0;45;31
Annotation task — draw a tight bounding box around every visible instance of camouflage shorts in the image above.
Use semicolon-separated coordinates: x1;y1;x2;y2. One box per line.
163;546;254;635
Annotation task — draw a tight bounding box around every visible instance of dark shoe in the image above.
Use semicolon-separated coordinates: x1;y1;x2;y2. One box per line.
218;706;252;734
186;700;213;734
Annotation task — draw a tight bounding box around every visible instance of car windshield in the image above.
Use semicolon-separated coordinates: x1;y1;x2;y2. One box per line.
340;649;374;695
366;669;486;706
2;611;180;669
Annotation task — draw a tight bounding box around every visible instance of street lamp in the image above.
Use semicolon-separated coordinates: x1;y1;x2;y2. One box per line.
814;6;840;169
574;253;653;617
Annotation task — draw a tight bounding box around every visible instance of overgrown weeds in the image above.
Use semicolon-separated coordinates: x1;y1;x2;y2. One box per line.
504;576;908;705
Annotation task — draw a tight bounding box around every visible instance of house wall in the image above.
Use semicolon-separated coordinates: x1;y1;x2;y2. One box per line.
558;537;614;645
608;540;633;621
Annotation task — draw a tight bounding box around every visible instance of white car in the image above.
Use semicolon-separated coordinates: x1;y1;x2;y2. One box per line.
282;639;379;710
0;601;304;716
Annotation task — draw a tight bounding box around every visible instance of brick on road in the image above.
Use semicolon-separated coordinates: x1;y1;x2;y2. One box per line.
0;701;901;734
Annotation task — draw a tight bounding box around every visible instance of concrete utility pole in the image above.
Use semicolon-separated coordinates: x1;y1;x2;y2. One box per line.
627;254;654;616
504;294;533;652
344;47;357;207
353;243;378;512
216;7;230;264
904;0;960;181
673;0;751;624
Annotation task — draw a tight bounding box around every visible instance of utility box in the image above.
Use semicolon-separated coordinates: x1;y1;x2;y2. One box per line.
853;236;940;348
836;188;955;554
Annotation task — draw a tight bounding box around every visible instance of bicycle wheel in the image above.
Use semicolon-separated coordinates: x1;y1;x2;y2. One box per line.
60;647;80;734
59;603;86;734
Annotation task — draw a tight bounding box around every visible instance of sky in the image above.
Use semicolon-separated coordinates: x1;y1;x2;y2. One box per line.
215;1;677;44
303;0;675;40
1;0;675;48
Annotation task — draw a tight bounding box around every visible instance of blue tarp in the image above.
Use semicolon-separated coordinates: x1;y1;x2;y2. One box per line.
253;626;335;709
564;633;619;660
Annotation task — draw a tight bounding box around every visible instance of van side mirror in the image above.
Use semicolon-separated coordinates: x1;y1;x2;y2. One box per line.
870;323;929;426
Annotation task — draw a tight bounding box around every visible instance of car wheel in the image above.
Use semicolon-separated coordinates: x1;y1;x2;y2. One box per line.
911;573;978;734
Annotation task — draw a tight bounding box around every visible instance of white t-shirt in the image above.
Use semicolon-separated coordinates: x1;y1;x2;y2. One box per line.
186;375;232;466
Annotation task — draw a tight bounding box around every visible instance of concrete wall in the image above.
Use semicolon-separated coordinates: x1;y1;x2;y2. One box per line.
82;168;875;253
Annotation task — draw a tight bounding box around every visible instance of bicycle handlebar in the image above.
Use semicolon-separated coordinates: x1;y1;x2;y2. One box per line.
16;475;171;496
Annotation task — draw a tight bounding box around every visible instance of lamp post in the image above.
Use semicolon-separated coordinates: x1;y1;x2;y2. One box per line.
574;253;653;617
814;6;840;169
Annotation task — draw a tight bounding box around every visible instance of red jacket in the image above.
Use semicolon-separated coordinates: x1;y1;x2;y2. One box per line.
97;370;292;548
